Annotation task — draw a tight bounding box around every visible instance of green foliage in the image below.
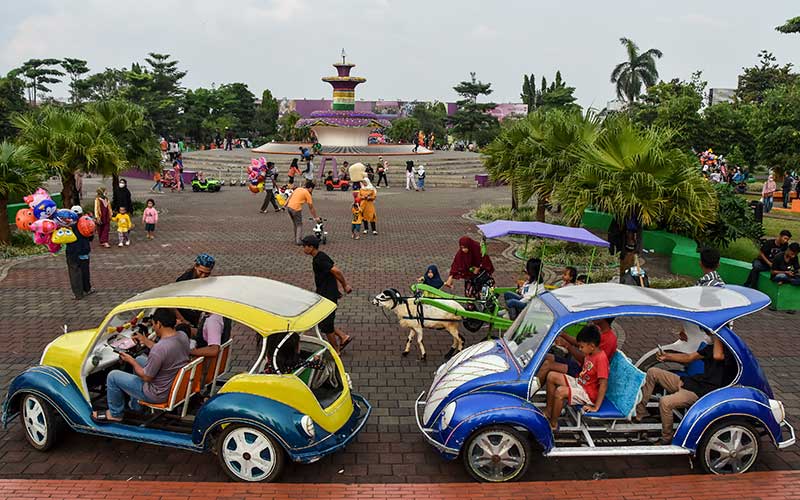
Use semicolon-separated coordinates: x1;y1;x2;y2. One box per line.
472;203;537;222
61;58;90;104
411;102;447;141
84;100;161;173
750;81;800;175
0;141;47;243
521;71;579;113
77;68;127;101
776;16;800;34
682;183;764;249
8;58;64;105
121;53;186;136
13;106;125;204
736;51;797;104
558;117;717;272
253;89;279;142
384;116;420;143
701;102;757;165
610;38;663;104
629;74;705;151
450;72;499;146
517;239;618;268
278;111;312;142
0;76;26;140
648;276;696;289
0;230;47;259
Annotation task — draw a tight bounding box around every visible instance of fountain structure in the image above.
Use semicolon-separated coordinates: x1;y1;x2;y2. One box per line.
253;50;430;156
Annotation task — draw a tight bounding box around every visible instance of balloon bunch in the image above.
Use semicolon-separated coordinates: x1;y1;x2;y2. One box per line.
247;157;268;193
15;188;95;253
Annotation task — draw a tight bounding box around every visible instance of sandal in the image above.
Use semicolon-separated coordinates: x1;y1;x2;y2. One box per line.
91;410;123;424
339;336;353;351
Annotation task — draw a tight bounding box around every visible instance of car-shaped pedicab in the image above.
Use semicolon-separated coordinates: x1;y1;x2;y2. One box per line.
2;276;370;482
415;283;794;481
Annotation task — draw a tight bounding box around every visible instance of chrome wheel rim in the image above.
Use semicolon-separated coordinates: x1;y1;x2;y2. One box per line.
467;429;525;481
23;396;47;447
222;428;276;481
704;425;758;474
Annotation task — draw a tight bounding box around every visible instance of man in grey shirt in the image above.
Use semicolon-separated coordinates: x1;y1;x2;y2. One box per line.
92;308;190;423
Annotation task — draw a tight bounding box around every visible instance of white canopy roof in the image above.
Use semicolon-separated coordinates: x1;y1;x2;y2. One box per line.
550;284;751;313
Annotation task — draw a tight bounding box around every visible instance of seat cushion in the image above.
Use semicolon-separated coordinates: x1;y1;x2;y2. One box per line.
582;399;625;419
603;351;646;419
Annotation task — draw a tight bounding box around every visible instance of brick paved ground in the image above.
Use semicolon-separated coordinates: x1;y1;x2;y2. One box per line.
1;177;799;484
1;471;800;499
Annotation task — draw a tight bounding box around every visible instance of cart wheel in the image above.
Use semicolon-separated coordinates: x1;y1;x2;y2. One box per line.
192;185;200;192
21;394;60;451
341;185;349;192
698;419;759;475
217;424;285;482
464;425;530;482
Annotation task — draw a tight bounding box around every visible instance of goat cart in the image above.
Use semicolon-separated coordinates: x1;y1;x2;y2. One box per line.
411;220;610;335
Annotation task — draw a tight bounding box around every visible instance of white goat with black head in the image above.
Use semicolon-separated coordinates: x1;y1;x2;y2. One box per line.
372;288;465;361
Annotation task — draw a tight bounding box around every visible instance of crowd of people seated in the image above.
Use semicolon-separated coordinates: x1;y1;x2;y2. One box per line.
744;229;800;288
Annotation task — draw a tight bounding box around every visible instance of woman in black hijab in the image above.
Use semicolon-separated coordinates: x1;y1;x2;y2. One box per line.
112;178;134;215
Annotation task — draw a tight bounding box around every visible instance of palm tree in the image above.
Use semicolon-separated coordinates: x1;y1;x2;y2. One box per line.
0;142;46;244
558;117;716;276
610;38;663;104
482;117;530;212
84;100;161;186
13;106;125;205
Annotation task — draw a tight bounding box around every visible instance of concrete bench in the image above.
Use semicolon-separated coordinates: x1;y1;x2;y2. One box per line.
757;272;800;311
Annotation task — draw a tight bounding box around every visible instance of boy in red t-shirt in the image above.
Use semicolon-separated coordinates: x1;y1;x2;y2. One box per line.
544;325;609;431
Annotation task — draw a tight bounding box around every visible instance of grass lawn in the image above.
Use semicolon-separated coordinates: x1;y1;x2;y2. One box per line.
721;216;800;262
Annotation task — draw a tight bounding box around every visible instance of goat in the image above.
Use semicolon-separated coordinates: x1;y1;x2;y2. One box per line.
372;288;465;361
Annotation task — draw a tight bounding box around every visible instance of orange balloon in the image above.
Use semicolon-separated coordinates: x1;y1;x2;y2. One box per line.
77;215;96;237
248;184;260;193
15;209;35;231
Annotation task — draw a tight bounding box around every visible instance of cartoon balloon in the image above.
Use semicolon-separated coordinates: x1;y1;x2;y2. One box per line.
33;199;57;220
45;241;61;253
33;231;51;245
54;209;79;227
77;216;95;237
26;188;51;209
30;219;57;234
15;209;36;231
51;227;77;245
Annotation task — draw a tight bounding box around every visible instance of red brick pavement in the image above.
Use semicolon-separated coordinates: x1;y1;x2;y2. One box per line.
1;177;799;484
0;472;798;499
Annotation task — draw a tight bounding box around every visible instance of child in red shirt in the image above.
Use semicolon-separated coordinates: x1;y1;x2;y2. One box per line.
544;325;609;431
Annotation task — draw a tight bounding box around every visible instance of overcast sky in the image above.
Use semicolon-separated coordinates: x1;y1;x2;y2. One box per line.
1;0;798;108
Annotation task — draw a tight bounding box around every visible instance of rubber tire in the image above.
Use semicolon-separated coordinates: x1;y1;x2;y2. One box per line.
341;185;349;192
20;394;60;452
192;185;200;192
697;419;759;475
463;425;531;482
217;424;285;483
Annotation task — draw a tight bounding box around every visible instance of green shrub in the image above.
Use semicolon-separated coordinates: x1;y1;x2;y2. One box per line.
720;238;759;262
516;239;617;268
472;204;536;222
649;276;696;289
0;230;47;260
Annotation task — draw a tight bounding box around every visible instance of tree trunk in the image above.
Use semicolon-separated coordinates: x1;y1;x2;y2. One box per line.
510;179;518;213
535;197;547;222
0;197;9;245
618;224;644;281
60;172;76;211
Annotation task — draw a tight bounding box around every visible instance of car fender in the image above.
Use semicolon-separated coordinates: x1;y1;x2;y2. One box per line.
674;386;781;452
438;392;553;454
193;392;322;457
3;366;91;429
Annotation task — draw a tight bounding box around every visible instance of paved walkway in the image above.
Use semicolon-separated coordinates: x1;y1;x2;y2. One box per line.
1;177;799;484
0;471;798;499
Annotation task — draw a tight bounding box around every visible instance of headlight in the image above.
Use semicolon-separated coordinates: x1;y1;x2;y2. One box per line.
440;402;457;430
300;415;316;438
769;399;786;423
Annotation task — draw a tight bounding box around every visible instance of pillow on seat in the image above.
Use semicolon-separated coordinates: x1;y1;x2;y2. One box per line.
582;351;646;420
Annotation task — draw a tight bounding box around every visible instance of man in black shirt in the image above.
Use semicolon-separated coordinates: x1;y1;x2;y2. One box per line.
301;235;353;352
175;253;215;327
744;229;791;288
635;335;732;444
771;243;800;285
65;207;95;300
782;174;795;209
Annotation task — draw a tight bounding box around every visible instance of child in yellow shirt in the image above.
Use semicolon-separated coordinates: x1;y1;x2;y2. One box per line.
111;206;132;247
351;202;362;240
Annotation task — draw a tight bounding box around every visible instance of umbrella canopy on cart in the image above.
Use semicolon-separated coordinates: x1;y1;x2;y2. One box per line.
477;220;609;247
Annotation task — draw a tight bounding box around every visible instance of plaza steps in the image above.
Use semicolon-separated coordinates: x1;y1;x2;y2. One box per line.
181;150;490;188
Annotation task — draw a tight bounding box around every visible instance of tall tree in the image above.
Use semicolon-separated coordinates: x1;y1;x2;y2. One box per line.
0;76;27;140
13;106;125;204
450;72;499;146
736;50;797;103
122;53;186;136
78;67;127;101
9;58;64;105
278;111;312;142
610;38;663;105
411;102;448;142
215;82;256;135
384;116;420;143
776;16;800;34
750;81;800;176
0;142;46;244
629;75;705;151
253;89;280;140
559;117;716;277
521;71;578;113
60;58;90;104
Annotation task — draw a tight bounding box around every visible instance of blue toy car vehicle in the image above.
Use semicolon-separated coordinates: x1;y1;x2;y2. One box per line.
415;283;795;482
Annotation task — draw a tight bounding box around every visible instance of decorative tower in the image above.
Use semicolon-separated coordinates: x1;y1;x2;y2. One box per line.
322;49;366;111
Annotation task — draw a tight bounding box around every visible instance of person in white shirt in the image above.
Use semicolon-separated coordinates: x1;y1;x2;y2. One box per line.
503;258;543;319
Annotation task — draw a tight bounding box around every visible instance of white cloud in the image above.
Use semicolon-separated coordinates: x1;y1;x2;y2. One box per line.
471;24;497;40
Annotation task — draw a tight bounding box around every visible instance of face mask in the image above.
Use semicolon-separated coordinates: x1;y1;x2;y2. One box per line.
118;183;125;188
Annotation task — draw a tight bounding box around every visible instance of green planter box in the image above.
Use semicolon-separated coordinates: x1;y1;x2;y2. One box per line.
7;194;62;221
581;209;613;231
757;272;800;311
